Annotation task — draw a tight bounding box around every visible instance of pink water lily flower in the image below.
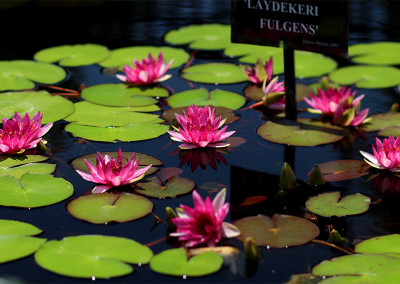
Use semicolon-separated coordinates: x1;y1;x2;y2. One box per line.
360;135;400;172
75;149;152;193
167;105;235;149
0;111;52;154
116;52;173;85
304;86;370;127
243;57;273;84
170;188;240;247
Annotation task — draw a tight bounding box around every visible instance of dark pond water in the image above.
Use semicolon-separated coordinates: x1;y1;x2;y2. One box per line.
0;0;400;283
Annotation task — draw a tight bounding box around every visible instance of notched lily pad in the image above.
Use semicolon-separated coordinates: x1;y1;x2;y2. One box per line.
0;163;56;179
349;42;400;65
0;154;48;168
362;112;400;133
355;234;400;255
168;88;246;110
305;192;371;217
313;160;370;182
233;214;320;248
35;235;153;279
66;192;153;224
150;248;223;277
181;63;248;84
257;118;344;146
162;106;240;124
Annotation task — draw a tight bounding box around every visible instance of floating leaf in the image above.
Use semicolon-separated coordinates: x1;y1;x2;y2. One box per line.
0;163;56;179
150;248;223;277
355;234;400;255
66;192;153;224
0;219;46;263
362;112;400;132
136;176;195;198
0;154;48;168
257;118;344;146
99;46;189;69
0;173;74;208
81;84;164;107
329;65;400;89
233;214;320;248
65;122;169;142
164;23;231;50
378;125;400;137
162;106;240;124
0;60;66;91
244;83;312;102
305;192;371;217
349;42;400;65
35;235;153;279
314;160;370;182
34;44;110;66
0;91;74;124
181;63;248;84
65;101;162;127
168;88;246;110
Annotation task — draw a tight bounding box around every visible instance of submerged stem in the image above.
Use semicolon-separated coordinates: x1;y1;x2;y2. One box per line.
311;239;354;255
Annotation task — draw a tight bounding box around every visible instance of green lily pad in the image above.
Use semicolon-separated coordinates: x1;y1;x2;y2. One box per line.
136;175;195;198
0;60;66;91
99;46;189;69
150;248;223;277
312;254;400;283
349;42;400;65
305;192;371;217
362;112;400;132
0;163;56;179
81;84;164;107
181;63;248;84
0;91;75;124
355;234;400;255
244;83;312;102
162;106;240;124
35;235;153;279
257;118;345;146
65;122;169;142
168;88;246;110
65;101;162;127
329;65;400;89
0;173;74;208
314;160;370;182
67;192;153;224
34;44;111;67
164;23;231;50
0;154;48;167
0;219;46;264
233;214;320;248
378;126;400;137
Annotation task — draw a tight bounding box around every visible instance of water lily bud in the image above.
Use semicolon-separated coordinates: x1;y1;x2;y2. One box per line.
244;237;261;260
320;76;330;91
308;164;326;186
280;162;297;190
165;206;177;228
328;228;347;244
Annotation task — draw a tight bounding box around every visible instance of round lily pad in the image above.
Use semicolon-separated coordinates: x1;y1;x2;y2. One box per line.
181;63;248;84
164;23;231;50
355;234;400;255
34;44;111;67
362;112;400;132
35;235;153;279
162;106;240;124
0;163;56;179
65;101;162;127
314;160;370;182
136;176;195;198
66;192;154;224
0;219;43;236
99;46;189;69
81;84;164;107
329;65;400;89
378;126;400;137
0;154;48;167
0;60;66;91
233;214;320;248
0;91;75;124
150;248;223;277
65;122;169;143
0;173;74;208
305;192;371;217
257;118;345;146
167;88;246;110
349;42;400;65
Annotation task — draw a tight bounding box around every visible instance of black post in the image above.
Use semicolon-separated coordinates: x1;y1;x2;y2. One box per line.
283;46;297;121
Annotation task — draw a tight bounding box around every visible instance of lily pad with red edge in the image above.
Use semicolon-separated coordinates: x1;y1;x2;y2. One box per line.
349;42;400;65
305;192;371;217
81;84;164;107
71;151;162;176
34;44;111;67
135;176;195;199
34;235;153;279
167;88;246;110
313;160;370;182
0;219;46;264
233;214;320;248
362;112;400;132
66;192;153;224
98;46;189;69
162;106;240;125
150;248;223;277
0;60;66;91
257;118;345;146
329;65;400;89
181;63;248;84
164;23;231;50
244;83;312;102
